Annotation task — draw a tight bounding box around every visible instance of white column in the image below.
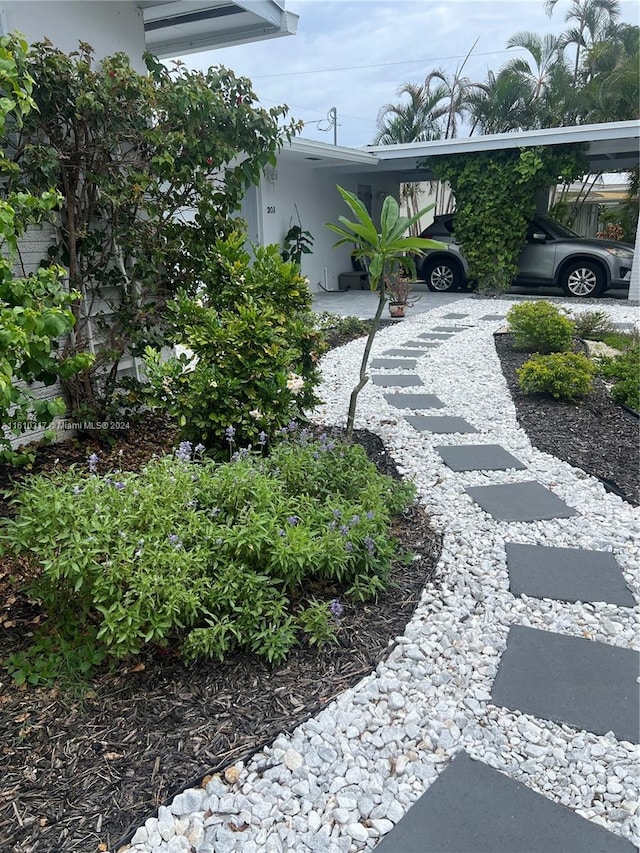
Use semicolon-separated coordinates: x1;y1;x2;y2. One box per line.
629;231;640;301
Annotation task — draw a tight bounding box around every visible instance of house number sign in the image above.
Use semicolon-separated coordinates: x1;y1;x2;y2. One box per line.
266;205;276;214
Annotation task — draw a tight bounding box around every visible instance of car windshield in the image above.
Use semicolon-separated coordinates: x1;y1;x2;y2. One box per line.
535;214;581;240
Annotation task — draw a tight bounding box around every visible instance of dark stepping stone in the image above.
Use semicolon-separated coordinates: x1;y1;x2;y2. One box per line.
371;374;423;387
466;481;578;521
506;542;636;608
383;349;429;357
442;312;469;319
431;325;463;332
492;625;640;743
370;358;417;369
384;393;444;410
479;313;506;320
436;444;526;471
406;415;478;434
403;339;440;348
374;750;636;853
418;332;453;340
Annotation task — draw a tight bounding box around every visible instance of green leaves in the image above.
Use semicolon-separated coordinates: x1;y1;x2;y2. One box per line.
1;432;414;679
325;185;442;438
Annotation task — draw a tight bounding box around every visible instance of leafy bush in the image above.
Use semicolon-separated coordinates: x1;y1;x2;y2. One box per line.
1;431;415;680
571;310;618;340
597;344;640;411
313;312;370;338
143;235;326;454
517;352;595;400
507;301;575;353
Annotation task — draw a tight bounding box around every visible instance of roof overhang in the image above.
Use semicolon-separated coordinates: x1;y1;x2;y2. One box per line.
281;137;380;169
303;121;639;183
139;1;298;57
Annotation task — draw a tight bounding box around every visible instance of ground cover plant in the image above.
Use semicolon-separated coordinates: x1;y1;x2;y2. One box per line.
0;410;439;853
1;429;415;683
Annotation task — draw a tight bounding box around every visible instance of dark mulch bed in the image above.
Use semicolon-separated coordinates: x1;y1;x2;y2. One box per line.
0;419;441;853
494;333;639;506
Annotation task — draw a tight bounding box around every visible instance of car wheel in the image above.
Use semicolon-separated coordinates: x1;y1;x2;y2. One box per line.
422;257;463;292
560;261;605;298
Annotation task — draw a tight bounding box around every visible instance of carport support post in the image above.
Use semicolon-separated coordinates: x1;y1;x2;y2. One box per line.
629;235;639;301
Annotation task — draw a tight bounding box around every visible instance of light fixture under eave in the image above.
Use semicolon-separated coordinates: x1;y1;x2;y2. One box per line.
264;166;278;183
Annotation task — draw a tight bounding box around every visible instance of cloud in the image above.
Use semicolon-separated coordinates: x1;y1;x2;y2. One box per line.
176;0;639;147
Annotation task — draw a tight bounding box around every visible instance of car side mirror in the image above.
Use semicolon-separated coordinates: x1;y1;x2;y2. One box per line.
531;231;546;242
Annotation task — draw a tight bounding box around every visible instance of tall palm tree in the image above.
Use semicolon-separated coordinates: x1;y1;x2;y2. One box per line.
373;82;447;231
545;0;621;83
467;69;533;133
504;31;567;102
373;82;447;145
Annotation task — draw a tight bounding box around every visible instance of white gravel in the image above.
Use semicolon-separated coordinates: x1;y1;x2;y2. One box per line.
121;298;639;853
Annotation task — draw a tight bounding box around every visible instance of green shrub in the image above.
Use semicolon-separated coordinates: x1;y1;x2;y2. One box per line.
507;301;575;353
0;431;415;680
517;352;595;400
571;310;617;340
597;344;640;411
143;234;327;454
313;312;370;338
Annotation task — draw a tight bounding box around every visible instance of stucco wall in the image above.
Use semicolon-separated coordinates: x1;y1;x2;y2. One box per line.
0;0;147;70
256;159;399;292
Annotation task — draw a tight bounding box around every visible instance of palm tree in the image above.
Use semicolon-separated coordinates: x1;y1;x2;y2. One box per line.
504;31;567;102
373;82;447;231
467;69;533;134
545;0;621;83
373;82;447;145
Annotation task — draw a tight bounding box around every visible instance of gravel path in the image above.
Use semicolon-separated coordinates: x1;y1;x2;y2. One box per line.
122;298;639;853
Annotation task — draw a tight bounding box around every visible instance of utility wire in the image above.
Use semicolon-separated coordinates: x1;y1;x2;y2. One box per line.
250;47;533;79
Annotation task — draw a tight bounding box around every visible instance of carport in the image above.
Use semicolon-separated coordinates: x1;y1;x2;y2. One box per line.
268;120;638;299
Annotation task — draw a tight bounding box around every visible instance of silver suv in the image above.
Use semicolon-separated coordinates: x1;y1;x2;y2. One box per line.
419;213;634;298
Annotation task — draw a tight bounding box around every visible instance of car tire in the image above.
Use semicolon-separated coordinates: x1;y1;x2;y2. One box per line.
560;260;605;298
422;257;464;292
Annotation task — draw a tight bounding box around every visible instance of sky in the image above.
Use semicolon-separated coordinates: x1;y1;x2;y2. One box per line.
177;0;640;149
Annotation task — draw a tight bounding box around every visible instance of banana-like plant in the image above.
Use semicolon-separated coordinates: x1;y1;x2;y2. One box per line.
326;186;443;439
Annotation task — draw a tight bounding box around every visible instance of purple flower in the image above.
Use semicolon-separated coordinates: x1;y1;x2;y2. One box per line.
345;541;353;553
258;431;267;447
72;485;83;496
175;441;192;462
326;441;336;451
287;515;299;526
339;525;349;536
194;443;205;454
332;509;341;519
330;599;344;618
287;420;298;432
328;521;336;531
168;533;183;550
87;452;99;473
225;426;236;443
363;536;375;554
365;510;375;520
114;481;125;490
278;528;286;537
349;515;360;526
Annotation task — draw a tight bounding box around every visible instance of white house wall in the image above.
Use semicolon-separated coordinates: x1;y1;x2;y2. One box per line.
258;159;399;292
0;1;147;70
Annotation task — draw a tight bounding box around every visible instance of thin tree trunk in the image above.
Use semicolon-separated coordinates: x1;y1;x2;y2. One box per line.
346;276;387;440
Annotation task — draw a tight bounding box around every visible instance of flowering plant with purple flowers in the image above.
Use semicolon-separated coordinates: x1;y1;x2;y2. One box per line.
2;430;414;677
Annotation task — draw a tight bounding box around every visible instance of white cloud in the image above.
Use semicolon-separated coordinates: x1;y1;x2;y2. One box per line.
176;0;640;147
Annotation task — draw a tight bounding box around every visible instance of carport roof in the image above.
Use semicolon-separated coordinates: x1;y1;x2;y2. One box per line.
292;120;639;181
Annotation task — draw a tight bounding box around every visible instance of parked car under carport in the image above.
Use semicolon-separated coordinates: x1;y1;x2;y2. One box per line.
419;213;634;298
